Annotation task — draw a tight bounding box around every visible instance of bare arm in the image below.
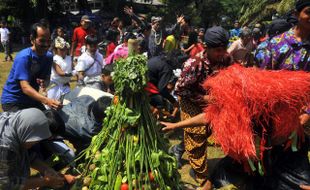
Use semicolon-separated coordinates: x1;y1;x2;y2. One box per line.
300;185;310;190
53;62;66;76
70;41;77;57
161;113;207;131
20;80;61;109
182;44;195;53
23;175;64;190
23;158;64;189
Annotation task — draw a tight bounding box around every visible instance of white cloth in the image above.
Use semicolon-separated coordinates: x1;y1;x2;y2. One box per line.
63;87;113;105
75;51;104;78
47;84;71;101
0;28;10;42
50;55;72;85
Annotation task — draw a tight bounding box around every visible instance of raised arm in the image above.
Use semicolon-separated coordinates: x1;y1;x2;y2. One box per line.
124;6;147;28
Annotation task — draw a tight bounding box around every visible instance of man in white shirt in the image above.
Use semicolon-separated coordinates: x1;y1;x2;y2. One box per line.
0;22;13;61
227;27;255;67
75;35;105;90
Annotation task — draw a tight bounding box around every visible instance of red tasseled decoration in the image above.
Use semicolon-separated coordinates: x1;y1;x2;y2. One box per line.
203;64;310;165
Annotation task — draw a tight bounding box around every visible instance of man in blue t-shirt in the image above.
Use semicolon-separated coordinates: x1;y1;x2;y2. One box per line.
230;21;241;38
1;22;62;112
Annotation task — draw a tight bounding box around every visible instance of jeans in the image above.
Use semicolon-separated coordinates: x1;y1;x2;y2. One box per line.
40;140;76;171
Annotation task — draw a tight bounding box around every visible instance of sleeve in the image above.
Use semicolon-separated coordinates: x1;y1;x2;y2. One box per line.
158;66;176;105
75;57;88;72
254;41;272;69
13;56;31;81
53;56;61;66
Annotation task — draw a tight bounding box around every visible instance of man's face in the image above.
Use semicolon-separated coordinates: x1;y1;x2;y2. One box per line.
234;22;240;29
57;29;64;38
199;31;205;38
32;27;51;56
297;6;310;30
153;22;160;31
207;46;227;63
81;20;90;29
101;75;113;86
86;44;97;55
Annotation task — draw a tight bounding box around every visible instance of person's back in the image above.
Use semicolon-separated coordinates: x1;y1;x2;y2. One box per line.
59;95;112;152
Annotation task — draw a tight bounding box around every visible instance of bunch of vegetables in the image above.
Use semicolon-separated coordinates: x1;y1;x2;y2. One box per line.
75;55;181;190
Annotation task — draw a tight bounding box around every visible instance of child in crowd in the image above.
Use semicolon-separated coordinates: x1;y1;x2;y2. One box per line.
47;37;73;101
100;64;114;94
75;35;105;90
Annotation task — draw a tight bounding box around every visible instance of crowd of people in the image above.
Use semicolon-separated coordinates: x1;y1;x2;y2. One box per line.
0;0;309;189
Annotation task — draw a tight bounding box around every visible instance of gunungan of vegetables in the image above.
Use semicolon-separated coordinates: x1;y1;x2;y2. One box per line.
75;41;181;190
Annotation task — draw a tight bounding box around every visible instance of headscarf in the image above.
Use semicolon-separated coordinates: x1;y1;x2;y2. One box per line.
268;19;292;38
0;108;51;187
15;108;51;144
0;108;51;150
204;26;229;48
296;0;310;12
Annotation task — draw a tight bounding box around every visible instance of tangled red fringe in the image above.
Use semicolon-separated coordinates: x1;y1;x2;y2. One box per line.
203;64;310;164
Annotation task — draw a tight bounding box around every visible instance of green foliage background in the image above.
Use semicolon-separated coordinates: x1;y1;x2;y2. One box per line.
0;0;295;27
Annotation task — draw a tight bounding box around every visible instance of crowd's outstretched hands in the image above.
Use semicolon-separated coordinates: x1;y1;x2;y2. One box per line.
176;14;185;25
124;6;134;16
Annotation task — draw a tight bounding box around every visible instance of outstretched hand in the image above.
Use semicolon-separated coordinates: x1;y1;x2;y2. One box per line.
300;185;310;190
161;121;178;132
300;113;310;126
176;14;184;24
124;6;134;16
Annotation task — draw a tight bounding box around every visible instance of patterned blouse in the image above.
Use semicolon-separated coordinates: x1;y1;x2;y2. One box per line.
175;51;231;108
255;28;310;71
